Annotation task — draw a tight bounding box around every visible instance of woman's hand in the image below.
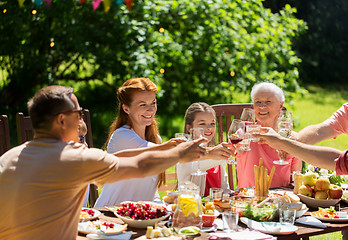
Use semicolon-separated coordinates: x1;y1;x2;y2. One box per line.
159;138;187;150
204;142;235;160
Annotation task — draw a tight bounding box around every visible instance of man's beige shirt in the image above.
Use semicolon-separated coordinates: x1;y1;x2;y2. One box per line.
0;138;120;240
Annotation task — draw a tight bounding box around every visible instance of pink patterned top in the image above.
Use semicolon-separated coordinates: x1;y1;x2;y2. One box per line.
236;142;301;188
324;102;348;136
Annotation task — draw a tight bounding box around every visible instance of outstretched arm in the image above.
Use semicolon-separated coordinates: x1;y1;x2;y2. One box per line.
295;122;337;145
114;138;207;180
257;127;342;171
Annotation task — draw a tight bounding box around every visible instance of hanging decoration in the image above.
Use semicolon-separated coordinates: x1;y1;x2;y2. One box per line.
34;0;43;6
18;0;26;7
92;0;102;10
43;0;52;7
124;0;133;10
103;0;111;12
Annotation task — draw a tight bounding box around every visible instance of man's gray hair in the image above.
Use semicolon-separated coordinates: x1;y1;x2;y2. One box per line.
250;82;285;102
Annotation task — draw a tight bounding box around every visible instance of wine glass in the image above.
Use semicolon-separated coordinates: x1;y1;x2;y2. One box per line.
175;133;189;141
189;128;207;176
240;108;256;125
273;110;293;165
227;119;246;165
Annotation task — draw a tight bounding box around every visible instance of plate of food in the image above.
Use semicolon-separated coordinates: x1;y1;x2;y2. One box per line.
80;208;101;222
107;201;170;228
311;207;348;222
78;220;127;235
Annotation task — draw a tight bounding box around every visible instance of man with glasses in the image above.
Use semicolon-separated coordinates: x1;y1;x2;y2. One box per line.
0;85;207;239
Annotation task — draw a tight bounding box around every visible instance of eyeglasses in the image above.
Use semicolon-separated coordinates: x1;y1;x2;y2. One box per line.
59;108;83;120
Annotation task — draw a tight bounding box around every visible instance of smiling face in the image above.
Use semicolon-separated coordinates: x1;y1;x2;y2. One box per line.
187;112;216;143
122;90;157;131
253;88;283;127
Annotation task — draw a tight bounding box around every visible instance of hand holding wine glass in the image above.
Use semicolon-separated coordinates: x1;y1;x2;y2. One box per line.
189;128;207;176
227;119;250;164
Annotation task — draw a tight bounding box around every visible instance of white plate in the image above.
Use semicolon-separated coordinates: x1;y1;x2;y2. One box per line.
310;212;348;223
80;208;102;221
298;194;341;208
240;217;298;235
78;220;127;235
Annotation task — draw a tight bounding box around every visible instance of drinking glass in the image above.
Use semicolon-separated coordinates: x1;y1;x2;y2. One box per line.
175;133;189;140
246;124;261;142
209;187;223;201
279;208;296;225
273;110;293;165
222;211;239;233
189;128;207;176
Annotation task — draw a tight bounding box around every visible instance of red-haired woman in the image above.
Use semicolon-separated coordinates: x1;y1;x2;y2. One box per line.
94;78;181;206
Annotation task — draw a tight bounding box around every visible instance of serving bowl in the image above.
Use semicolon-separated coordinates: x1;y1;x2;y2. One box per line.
232;199;278;221
298;194;341;209
114;212;170;229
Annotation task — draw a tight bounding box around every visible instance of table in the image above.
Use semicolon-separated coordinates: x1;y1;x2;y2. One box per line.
77;203;348;240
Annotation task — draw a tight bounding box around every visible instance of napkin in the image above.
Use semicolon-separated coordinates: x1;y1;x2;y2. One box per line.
86;231;133;240
209;229;276;240
295;216;327;228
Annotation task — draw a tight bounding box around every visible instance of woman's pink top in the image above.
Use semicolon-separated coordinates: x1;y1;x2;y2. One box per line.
236;142;301;188
324;103;348;136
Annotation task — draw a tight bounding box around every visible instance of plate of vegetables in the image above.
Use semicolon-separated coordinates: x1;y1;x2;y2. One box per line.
311;206;348;222
233;200;277;222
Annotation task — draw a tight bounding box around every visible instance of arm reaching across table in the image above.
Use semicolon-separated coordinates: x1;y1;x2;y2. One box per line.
256;127;342;171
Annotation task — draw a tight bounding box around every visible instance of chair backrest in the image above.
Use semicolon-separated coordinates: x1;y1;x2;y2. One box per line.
158;172;177;192
0;115;11;155
82;109;93;148
16;112;34;144
212;103;253;144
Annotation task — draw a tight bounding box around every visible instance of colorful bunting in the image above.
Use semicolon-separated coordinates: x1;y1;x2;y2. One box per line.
124;0;133;10
103;0;111;12
34;0;43;6
18;0;25;7
43;0;52;7
18;0;133;11
92;0;102;10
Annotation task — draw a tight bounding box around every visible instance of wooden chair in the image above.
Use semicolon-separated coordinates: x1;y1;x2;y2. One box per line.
158;172;177;192
16;112;34;144
82;109;99;207
211;103;253;190
82;109;94;148
0;115;11;155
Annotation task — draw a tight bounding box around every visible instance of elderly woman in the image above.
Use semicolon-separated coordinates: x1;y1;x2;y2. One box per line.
236;82;302;188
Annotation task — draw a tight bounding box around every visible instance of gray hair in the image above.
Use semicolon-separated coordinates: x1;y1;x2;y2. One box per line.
250;82;285;103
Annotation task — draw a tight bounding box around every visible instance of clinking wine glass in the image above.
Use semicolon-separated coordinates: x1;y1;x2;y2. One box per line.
189;128;207;176
273;110;293;165
227;119;246;165
240;108;256;125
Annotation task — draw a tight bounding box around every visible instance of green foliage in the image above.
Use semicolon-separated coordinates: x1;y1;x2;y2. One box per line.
0;0;305;147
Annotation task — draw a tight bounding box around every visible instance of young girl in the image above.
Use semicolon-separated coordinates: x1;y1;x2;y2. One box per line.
176;102;233;196
94;78;182;207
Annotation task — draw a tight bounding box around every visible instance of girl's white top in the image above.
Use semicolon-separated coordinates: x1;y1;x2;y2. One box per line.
94;125;160;207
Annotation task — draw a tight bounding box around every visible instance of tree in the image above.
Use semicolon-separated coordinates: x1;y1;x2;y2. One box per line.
0;0;306;146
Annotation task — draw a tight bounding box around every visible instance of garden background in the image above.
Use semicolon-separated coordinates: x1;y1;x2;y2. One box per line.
1;1;348;239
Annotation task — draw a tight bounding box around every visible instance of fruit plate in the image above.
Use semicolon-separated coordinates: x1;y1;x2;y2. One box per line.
298;194;341;209
114;212;170;229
